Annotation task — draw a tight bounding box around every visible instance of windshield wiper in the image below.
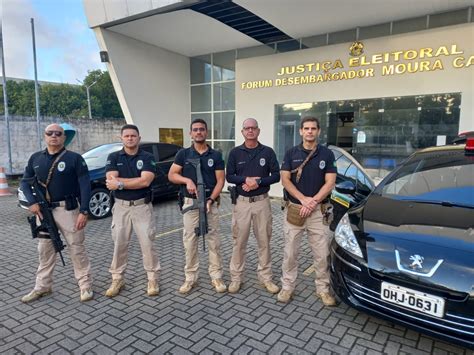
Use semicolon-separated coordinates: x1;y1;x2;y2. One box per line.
401;198;474;209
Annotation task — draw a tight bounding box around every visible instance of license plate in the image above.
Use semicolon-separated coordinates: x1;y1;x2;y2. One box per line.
381;282;445;318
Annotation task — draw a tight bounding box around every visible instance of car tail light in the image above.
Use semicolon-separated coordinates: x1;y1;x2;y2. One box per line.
465;137;474;155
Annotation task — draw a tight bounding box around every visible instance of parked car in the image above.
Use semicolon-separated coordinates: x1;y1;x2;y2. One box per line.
330;139;474;348
327;145;375;231
19;142;181;219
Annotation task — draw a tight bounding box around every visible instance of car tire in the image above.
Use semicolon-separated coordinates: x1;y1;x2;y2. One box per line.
88;187;113;219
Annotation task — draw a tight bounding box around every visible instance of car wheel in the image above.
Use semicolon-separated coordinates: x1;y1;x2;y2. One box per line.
88;187;113;219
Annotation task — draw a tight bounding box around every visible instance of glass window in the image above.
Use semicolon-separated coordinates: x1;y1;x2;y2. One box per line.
82;143;122;169
392;16;427;35
213;50;235;81
190;55;211;84
335;156;352;176
191;85;211;112
237;45;275;59
276;40;300;52
359;23;391;40
213;141;235;164
301;34;327;48
213;82;235;111
328;29;356;45
429;9;468;28
213;112;235;140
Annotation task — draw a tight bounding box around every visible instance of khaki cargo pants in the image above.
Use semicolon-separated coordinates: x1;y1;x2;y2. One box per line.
182;198;223;282
109;200;161;282
230;195;273;283
34;207;92;292
280;203;331;293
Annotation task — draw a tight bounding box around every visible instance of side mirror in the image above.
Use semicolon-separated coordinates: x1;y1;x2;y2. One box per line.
336;180;356;195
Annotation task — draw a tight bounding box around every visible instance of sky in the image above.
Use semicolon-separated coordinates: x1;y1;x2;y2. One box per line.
1;0;105;84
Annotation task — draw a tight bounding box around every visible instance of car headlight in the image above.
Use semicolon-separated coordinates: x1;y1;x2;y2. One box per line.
334;213;363;258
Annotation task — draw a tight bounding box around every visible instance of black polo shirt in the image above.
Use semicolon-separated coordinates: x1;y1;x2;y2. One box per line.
105;148;157;201
226;142;280;197
174;145;224;199
281;144;337;204
21;148;91;212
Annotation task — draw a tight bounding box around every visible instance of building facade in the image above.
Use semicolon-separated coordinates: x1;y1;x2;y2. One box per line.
84;0;474;193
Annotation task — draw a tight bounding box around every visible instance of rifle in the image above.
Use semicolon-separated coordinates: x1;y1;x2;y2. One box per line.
23;176;66;266
181;158;208;251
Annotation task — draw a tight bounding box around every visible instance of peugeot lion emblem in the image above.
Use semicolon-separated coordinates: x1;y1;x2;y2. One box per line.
394;250;443;278
409;255;424;270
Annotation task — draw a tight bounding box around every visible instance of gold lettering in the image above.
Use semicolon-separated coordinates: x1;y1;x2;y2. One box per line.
372;54;383;64
395;64;406;74
382;65;394;76
277;67;285;76
466;55;474;67
453;56;465;68
316;74;324;82
419;61;430;71
296;65;305;74
407;62;419;73
434;46;449;57
451;44;463;55
366;68;374;77
360;56;371;66
348;71;356;79
306;63;315;72
392;51;404;61
349;58;360;67
309;75;316;83
340;71;348;80
322;61;331;72
334;60;344;69
419;47;433;58
432;59;443;70
404;50;418;60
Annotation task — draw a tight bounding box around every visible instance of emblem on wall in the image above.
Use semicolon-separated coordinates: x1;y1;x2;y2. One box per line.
349;41;364;56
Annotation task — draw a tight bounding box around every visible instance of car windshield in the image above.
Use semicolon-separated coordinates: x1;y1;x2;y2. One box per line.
379;150;474;207
83;144;122;169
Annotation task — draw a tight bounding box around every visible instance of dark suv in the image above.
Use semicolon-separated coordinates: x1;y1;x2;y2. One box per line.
83;142;181;219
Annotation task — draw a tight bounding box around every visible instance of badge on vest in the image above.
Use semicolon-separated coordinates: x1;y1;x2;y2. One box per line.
208;158;214;167
58;162;66;172
260;158;266;167
137;160;143;169
319;161;326;169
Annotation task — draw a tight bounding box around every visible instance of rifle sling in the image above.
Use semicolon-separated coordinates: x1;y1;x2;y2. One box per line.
37;149;67;202
290;145;318;183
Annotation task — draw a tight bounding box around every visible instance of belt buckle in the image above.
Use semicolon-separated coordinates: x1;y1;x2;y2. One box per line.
249;196;255;203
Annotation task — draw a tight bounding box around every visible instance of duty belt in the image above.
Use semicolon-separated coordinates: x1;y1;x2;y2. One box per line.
116;197;147;206
50;200;66;208
238;193;268;203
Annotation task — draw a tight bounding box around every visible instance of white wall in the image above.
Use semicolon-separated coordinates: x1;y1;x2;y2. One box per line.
236;23;474;196
94;28;191;145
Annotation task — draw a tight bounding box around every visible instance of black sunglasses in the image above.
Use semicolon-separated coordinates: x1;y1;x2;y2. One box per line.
45;131;63;137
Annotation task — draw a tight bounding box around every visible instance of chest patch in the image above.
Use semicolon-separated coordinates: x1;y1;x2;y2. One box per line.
57;161;66;172
136;160;144;170
319;160;326;170
208;158;214;167
259;158;266;167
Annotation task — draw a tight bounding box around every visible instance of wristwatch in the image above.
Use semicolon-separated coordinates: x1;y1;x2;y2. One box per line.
207;197;216;205
256;178;262;185
80;210;89;216
117;181;124;190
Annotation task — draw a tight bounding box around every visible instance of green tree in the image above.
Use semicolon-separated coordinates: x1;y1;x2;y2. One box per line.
82;70;124;119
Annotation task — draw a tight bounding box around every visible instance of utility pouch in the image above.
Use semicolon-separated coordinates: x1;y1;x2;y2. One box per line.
144;191;153;204
286;203;306;227
227;186;238;204
320;201;334;226
281;189;289;210
65;195;78;211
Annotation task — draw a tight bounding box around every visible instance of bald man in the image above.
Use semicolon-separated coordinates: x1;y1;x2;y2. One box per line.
20;123;93;303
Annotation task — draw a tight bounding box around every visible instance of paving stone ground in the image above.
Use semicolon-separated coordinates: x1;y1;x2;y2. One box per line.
0;193;470;354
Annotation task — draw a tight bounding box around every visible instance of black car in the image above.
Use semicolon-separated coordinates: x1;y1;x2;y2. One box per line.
328;145;375;230
330;141;474;348
83;142;181;219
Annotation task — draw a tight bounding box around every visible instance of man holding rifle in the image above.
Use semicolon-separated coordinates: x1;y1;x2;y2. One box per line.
20;123;93;303
168;119;226;294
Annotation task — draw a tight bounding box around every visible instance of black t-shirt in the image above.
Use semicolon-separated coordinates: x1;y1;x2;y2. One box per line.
281;144;337;204
21;148;91;212
226;143;280;196
174;145;224;199
105;148;157;201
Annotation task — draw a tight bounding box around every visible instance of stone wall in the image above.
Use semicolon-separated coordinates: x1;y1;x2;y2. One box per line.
0;116;126;174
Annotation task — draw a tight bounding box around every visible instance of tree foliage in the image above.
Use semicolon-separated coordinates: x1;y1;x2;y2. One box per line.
0;70;124;119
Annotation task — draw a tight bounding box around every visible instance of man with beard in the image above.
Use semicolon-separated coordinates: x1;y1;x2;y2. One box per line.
168;119;226;294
